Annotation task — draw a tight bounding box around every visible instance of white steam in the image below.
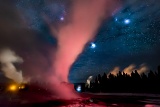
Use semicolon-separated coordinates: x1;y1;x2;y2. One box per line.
0;49;23;83
109;64;149;76
108;67;120;76
85;76;93;88
123;64;149;75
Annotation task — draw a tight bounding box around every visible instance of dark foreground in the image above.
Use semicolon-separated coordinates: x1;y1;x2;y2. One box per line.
0;91;160;107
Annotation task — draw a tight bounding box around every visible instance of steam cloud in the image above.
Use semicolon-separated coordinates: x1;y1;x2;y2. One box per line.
108;67;120;76
0;49;23;84
123;64;149;75
85;76;93;88
47;0;120;99
109;64;149;76
50;0;119;82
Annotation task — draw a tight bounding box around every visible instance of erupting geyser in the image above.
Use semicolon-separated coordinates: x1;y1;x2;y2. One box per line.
47;0;120;99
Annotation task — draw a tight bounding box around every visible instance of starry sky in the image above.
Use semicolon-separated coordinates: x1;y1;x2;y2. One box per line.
70;0;160;82
0;0;160;83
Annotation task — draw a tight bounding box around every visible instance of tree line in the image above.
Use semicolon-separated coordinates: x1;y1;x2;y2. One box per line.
88;65;160;93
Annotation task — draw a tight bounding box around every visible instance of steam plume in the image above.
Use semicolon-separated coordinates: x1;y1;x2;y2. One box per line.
50;0;119;82
85;76;93;88
109;64;149;76
123;64;136;75
0;49;23;83
47;0;120;99
108;67;120;76
137;64;149;74
123;64;149;75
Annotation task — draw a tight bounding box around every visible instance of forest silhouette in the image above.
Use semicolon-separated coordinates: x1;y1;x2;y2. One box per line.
87;65;160;93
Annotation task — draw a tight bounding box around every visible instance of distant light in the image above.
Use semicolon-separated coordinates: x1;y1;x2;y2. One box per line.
76;85;81;92
91;43;96;49
124;19;130;24
9;84;17;91
19;85;25;89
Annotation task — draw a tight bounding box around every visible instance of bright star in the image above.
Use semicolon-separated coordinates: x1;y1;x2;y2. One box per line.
124;19;130;24
115;18;118;22
91;43;96;49
60;16;64;21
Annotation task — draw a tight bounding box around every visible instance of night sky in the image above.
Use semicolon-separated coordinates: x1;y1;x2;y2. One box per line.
70;0;160;82
0;0;160;83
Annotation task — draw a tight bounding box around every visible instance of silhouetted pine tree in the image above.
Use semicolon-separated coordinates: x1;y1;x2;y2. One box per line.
101;73;107;92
